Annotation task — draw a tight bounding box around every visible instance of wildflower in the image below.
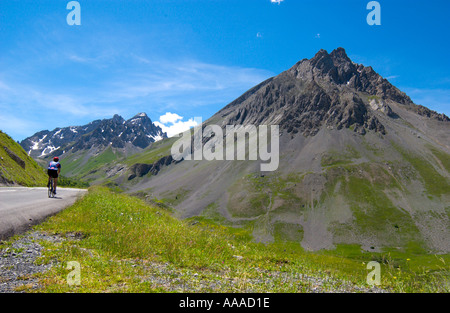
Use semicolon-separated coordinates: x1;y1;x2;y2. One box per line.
406;258;411;261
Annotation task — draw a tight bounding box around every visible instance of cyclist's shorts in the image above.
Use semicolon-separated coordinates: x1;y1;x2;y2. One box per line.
48;169;58;178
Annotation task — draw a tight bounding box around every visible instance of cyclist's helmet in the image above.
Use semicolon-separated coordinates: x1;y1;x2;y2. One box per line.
53;157;59;162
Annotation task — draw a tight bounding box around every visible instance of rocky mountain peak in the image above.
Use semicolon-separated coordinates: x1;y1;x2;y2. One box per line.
215;48;448;138
20;113;167;158
112;114;125;123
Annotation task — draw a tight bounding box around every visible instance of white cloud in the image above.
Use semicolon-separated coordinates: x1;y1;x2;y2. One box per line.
385;75;399;80
107;59;273;109
159;112;183;124
270;0;284;4
154;113;198;138
0;58;272;141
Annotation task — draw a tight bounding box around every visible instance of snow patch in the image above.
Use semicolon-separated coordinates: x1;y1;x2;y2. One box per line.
40;145;60;157
28;135;48;155
147;134;163;142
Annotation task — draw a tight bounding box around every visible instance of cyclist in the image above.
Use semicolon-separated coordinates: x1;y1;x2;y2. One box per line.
47;156;61;194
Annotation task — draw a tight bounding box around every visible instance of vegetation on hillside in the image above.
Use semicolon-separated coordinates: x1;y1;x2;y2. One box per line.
0;130;47;186
6;187;446;293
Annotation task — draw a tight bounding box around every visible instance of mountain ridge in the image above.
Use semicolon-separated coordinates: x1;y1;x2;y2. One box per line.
20;112;167;159
18;48;450;253
214;48;448;138
117;48;450;254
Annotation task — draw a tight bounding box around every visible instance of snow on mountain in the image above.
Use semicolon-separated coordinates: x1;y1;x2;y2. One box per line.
20;113;167;158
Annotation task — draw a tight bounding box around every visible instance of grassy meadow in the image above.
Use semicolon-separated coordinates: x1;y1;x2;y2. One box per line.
4;186;447;293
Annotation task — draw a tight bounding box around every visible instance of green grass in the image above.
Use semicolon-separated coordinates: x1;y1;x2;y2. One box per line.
59;137;176;186
6;187;445;293
124;137;177;166
227;172;307;219
367;95;380;101
320;162;428;252
393;143;450;197
428;144;450;174
320;145;361;168
57;175;90;188
343;175;424;248
60;147;122;181
0;130;47;186
58;152;87;176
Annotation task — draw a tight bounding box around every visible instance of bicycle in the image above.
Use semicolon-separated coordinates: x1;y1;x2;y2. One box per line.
48;178;56;198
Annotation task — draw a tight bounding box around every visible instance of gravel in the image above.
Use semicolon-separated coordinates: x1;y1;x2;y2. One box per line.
0;232;63;293
0;231;389;293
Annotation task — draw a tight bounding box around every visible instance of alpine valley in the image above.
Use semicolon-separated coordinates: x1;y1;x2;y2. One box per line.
22;48;450;254
20;112;166;183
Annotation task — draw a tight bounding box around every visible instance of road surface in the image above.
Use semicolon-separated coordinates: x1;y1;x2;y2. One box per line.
0;187;87;240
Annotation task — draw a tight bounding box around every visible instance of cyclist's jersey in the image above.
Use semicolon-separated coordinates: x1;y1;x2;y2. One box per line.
48;161;61;171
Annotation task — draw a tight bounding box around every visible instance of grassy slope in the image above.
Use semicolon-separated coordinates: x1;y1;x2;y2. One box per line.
7;187;447;293
0;131;47;186
60;147;120;179
123;136;177;166
58;138;176;187
208;136;450;253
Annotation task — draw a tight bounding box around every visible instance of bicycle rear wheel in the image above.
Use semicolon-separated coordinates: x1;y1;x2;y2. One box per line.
48;180;54;198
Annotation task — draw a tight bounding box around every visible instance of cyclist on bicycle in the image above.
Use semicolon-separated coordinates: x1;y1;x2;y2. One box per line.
47;156;61;194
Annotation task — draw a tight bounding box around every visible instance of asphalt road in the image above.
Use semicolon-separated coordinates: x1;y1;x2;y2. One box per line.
0;187;87;240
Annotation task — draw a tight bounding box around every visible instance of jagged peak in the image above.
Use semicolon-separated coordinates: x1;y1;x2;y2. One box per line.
330;47;349;60
309;49;333;70
133;112;148;118
112;114;125;123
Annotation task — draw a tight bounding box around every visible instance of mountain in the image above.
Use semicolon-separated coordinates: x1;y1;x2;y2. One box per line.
21;113;166;158
116;48;450;254
0;130;47;186
20;113;166;184
214;47;448;136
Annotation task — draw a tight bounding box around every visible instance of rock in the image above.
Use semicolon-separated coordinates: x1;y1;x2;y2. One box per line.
2;146;25;169
128;155;175;180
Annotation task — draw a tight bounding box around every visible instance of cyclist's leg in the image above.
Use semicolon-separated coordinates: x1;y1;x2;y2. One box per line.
54;177;58;193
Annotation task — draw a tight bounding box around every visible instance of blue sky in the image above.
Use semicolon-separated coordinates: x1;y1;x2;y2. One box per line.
0;0;449;141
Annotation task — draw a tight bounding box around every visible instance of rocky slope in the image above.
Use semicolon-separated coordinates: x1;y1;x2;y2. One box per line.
117;48;450;255
215;47;447;137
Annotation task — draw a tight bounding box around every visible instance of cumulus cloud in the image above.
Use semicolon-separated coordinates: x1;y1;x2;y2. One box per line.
270;0;284;4
154;112;198;138
159;112;183;124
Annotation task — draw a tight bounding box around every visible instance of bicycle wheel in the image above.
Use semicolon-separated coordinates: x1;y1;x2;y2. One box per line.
48;179;54;198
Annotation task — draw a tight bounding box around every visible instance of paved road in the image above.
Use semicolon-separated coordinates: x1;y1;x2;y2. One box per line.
0;187;87;240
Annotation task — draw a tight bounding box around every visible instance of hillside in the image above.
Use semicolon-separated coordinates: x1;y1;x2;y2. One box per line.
3;187;446;293
0;130;47;187
20;113;167;185
18;48;450;256
115;48;450;254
